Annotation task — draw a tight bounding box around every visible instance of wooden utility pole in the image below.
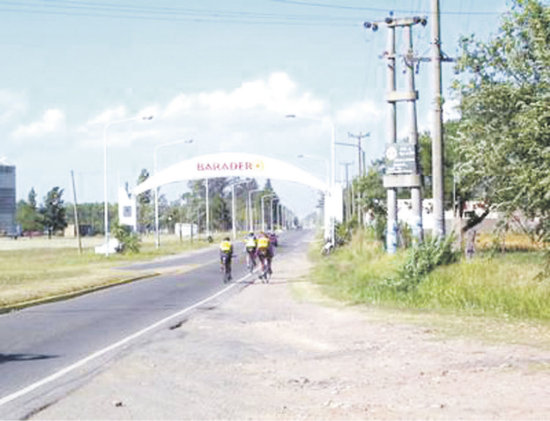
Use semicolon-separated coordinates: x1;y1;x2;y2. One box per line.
347;132;370;176
70;170;82;255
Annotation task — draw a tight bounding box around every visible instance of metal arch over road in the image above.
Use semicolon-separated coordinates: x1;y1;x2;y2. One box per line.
121;152;341;241
132;152;329;195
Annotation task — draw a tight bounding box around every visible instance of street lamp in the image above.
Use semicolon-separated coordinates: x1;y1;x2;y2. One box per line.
261;194;276;232
103;114;153;256
229;180;248;240
287;114;336;245
153;138;194;249
270;196;278;231
248;189;262;232
286;114;335;189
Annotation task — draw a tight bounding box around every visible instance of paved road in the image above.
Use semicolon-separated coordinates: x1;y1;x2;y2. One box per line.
0;231;306;419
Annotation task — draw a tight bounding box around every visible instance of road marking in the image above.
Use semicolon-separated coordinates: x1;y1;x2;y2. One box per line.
0;273;251;408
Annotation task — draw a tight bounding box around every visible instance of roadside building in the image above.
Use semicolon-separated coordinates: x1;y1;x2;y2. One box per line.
0;163;16;236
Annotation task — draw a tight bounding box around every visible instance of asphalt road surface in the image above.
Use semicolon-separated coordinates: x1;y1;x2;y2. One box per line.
0;230;306;419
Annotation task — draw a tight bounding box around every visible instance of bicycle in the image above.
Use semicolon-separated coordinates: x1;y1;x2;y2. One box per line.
321;240;334;256
246;250;256;273
258;254;272;283
220;254;232;283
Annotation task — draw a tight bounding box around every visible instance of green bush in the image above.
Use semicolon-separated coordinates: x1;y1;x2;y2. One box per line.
111;222;141;254
392;235;459;292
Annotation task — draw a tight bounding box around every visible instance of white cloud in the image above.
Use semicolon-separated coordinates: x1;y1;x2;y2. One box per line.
85;105;128;126
12;108;66;139
0;90;27;124
335;100;382;126
77;72;329;152
160;71;325;120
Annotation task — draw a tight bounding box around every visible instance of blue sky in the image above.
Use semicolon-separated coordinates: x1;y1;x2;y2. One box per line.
0;0;513;218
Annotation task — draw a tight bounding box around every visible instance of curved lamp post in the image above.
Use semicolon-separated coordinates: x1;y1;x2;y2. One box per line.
248;189;262;232
287;114;336;245
228;180;248;240
260;193;277;232
103;114;153;256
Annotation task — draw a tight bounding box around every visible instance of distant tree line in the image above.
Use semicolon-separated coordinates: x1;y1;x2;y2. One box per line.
15;171;282;237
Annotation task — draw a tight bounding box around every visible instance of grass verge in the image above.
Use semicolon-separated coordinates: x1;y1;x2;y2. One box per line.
311;230;550;322
0;234;220;310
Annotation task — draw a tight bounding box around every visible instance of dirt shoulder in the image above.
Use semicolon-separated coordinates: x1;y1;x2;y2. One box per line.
33;243;550;420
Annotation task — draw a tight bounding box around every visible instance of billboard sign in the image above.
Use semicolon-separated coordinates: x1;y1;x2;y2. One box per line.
385;143;418;175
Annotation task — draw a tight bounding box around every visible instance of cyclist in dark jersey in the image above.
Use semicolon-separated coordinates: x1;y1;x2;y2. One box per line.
256;232;274;279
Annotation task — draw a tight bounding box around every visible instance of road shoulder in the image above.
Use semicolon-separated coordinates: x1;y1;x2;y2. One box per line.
32;243;550;420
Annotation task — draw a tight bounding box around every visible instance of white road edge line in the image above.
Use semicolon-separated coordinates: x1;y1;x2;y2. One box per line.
0;273;251;408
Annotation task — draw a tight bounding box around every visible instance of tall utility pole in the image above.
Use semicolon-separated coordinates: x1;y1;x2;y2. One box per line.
365;15;427;253
431;0;445;239
384;20;398;254
347;132;370;176
388;22;398;253
405;24;424;243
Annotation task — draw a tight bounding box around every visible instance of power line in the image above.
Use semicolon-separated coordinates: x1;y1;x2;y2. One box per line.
6;0;339;20
0;0;359;26
270;0;502;16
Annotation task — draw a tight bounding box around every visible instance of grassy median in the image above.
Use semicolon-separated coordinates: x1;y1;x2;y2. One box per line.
0;234;218;310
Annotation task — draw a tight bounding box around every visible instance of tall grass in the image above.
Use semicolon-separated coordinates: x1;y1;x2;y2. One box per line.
417;254;550;319
312;231;550;321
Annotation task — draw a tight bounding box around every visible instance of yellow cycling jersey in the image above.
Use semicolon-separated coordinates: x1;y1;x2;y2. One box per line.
245;237;257;248
257;237;269;249
220;240;232;253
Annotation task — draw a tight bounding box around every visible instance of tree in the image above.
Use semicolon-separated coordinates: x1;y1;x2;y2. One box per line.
16;188;43;235
452;0;550;240
41;187;67;238
187;178;232;232
354;163;387;241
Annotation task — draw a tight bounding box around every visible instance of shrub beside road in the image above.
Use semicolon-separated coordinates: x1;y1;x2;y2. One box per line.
312;231;550;322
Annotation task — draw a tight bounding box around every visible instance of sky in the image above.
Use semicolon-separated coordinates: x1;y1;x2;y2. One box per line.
0;0;514;219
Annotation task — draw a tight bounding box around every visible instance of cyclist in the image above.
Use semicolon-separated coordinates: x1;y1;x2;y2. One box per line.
219;236;234;281
244;232;257;271
256;232;274;280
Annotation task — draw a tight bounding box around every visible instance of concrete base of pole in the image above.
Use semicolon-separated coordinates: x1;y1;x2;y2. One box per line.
386;188;398;254
411;187;423;243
